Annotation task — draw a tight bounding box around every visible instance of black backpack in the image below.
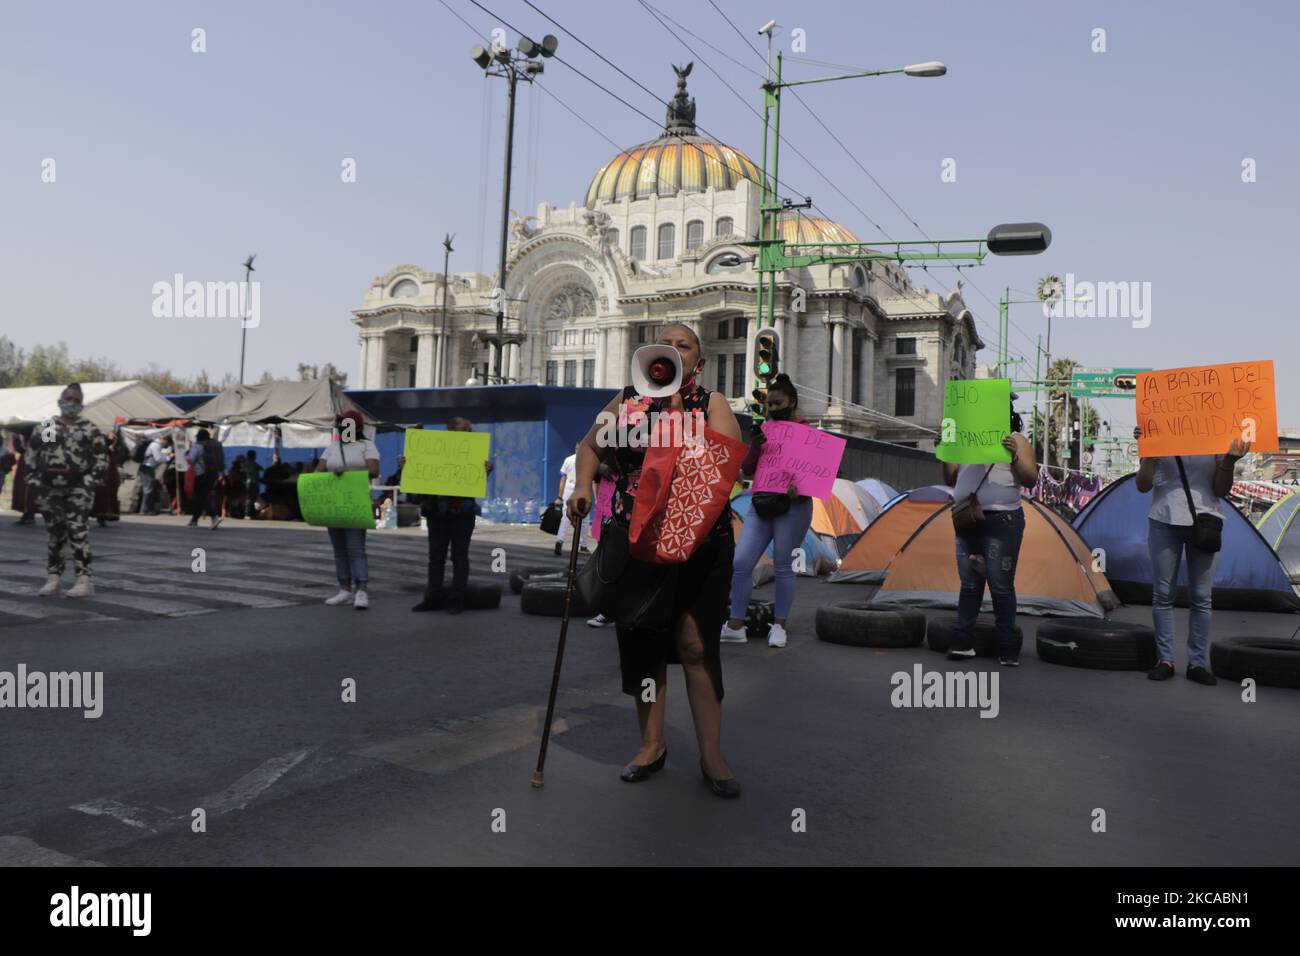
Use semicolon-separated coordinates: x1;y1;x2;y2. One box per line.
202;440;225;473
131;439;149;464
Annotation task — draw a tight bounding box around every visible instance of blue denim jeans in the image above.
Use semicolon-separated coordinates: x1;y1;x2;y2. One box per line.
954;508;1025;654
328;527;369;589
729;497;814;621
1148;518;1217;667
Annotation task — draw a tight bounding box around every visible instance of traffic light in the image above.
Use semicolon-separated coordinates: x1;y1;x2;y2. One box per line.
751;386;768;418
754;328;780;381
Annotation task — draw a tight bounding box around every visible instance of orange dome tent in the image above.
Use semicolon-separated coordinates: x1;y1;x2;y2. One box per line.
829;485;954;584
876;496;1118;617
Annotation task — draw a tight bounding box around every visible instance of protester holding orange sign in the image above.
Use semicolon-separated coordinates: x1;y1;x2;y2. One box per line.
1136;360;1277;457
1136;435;1250;685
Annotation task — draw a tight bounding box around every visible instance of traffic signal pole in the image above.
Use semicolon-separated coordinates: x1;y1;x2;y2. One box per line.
747;52;1042;427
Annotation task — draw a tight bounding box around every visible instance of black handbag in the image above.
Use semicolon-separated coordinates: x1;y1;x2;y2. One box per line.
750;491;792;518
539;501;562;535
1174;456;1223;553
576;518;678;631
951;464;995;534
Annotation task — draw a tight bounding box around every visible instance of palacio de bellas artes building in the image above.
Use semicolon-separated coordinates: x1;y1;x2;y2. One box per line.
352;67;980;447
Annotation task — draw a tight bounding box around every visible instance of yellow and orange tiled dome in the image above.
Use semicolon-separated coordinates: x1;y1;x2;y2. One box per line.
585;134;764;207
770;212;859;244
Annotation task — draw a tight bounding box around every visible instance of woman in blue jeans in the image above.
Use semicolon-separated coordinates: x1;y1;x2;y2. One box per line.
941;401;1039;666
721;376;811;649
1135;438;1248;684
316;410;380;610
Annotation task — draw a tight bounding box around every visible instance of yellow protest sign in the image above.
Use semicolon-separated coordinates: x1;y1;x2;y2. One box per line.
400;428;490;497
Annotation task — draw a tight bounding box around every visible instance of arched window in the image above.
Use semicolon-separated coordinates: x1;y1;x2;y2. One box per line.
715;217;734;237
629;226;647;260
605;227;619;250
657;223;675;260
706;255;746;275
685;220;704;250
390;278;419;298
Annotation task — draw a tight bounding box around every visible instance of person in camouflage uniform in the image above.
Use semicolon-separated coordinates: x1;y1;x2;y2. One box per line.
27;384;108;598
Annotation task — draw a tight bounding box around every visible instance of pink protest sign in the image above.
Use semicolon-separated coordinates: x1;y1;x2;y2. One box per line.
751;421;846;500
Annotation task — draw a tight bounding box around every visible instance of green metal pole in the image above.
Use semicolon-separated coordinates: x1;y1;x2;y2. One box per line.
768;52;783;334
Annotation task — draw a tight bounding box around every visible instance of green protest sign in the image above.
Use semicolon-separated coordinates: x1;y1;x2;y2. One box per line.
935;378;1013;464
400;428;491;497
297;471;374;530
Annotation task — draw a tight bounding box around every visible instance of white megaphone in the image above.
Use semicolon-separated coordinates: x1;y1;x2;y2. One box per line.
631;344;683;398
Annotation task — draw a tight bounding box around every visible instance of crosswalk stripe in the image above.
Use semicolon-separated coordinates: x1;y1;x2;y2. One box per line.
105;578;296;609
0;598;116;622
0;575;212;618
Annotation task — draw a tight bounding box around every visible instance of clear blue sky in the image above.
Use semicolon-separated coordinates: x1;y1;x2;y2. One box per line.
2;0;1296;432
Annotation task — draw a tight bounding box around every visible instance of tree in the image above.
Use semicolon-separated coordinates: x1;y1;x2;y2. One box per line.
72;355;125;382
297;362;347;388
134;363;190;395
1028;357;1098;470
0;336;23;387
12;342;73;386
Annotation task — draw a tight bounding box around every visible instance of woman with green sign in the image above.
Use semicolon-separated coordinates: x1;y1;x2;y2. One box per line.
942;398;1039;666
316;410;380;610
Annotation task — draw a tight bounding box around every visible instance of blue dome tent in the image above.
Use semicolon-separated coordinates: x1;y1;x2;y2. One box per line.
1254;491;1300;584
1072;473;1300;612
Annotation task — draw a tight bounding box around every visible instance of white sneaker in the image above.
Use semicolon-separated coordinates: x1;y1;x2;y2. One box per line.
38;574;62;597
325;589;354;606
719;622;748;644
767;623;788;648
67;575;95;599
586;613;612;628
353;590;370;610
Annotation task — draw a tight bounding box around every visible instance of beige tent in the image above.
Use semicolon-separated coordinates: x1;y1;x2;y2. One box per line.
0;381;183;434
187;379;378;429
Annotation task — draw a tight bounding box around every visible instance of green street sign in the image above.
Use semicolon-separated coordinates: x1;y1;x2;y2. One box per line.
1070;366;1150;398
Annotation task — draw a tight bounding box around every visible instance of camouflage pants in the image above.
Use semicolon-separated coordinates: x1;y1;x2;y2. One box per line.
40;487;94;576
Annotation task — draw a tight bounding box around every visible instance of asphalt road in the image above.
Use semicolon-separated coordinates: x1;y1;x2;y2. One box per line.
1;512;1298;866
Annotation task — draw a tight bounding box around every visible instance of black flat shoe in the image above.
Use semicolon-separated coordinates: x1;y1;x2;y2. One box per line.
700;760;740;798
411;597;445;612
1147;661;1175;681
1186;665;1218;686
620;747;667;782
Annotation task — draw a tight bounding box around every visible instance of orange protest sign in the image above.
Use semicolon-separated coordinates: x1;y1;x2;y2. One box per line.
1136;360;1277;457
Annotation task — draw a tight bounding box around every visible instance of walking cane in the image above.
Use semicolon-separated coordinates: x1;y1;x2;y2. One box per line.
532;516;585;788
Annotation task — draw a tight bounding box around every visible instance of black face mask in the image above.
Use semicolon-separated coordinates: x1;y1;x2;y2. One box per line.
768;406;794;421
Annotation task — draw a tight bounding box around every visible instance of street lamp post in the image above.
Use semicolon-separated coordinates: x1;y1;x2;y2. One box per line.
742;49;1048;426
238;253;256;385
471;34;557;385
438;234;454;387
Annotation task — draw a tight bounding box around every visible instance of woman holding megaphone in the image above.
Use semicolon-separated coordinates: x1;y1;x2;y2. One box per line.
567;323;744;797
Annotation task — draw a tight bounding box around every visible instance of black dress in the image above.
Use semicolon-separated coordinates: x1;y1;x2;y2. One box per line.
608;384;735;701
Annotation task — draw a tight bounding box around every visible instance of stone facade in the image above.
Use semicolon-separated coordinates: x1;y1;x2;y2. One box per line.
351;76;981;447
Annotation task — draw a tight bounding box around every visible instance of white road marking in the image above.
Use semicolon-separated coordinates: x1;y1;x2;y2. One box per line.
69;798;160;832
105;577;296;609
200;748;315;815
0;598;115;622
0;575;212;617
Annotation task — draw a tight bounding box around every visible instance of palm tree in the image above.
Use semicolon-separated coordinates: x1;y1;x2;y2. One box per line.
1029;357;1098;470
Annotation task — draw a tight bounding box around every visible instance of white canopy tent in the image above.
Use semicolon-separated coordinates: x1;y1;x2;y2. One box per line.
0;381;183;434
